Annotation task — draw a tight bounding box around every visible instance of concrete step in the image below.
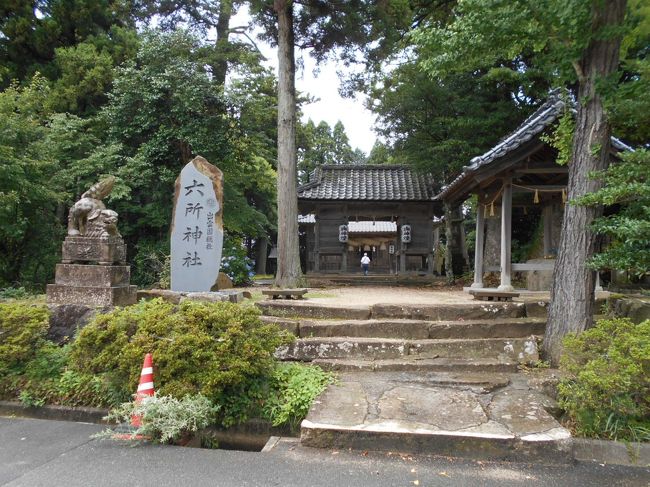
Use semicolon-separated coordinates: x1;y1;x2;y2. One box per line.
275;336;539;363
300;373;572;463
370;302;526;320
306;274;447;288
311;357;519;373
261;316;545;339
257;301;526;321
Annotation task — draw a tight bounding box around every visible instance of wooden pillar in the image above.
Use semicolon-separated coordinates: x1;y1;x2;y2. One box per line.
543;204;553;257
433;226;442;274
427;216;434;273
471;201;485;288
313;214;320;272
341;227;348;273
444;204;454;281
498;179;514;291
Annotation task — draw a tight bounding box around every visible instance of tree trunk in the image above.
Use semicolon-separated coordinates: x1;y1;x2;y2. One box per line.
213;0;233;86
256;236;269;274
544;0;626;366
273;0;302;288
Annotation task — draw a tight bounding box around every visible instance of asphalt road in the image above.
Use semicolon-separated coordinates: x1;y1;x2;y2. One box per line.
1;417;648;487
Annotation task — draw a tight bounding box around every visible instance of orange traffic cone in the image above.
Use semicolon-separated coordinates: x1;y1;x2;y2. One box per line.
112;353;155;440
131;353;155;428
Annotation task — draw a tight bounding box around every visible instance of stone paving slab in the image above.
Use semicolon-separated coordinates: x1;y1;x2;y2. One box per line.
301;372;572;463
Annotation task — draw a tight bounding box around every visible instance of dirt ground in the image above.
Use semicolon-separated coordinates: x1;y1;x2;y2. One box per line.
241;284;576;307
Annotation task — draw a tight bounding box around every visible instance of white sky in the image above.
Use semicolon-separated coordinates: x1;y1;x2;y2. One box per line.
230;7;377;155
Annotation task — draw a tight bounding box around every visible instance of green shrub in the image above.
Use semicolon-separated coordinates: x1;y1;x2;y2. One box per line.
69;299;294;423
221;236;254;286
0;287;31;300
558;317;650;441
0;303;50;375
102;394;219;443
262;363;335;429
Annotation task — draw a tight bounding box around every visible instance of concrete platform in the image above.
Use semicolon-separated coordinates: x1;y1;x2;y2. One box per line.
301;372;572;463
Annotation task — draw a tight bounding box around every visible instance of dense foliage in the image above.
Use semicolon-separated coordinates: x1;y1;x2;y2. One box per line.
69;300;292;409
262;363;335;428
0;299;334;429
577;150;650;277
559;318;650;441
221;236;255;286
103;394;220;443
0;303;50;375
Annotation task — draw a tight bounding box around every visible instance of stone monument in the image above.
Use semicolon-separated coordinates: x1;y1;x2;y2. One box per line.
47;176;137;306
170;156;224;292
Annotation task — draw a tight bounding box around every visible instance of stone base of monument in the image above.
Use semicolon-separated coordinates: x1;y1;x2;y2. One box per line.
61;236;126;265
47;283;137;307
47;240;137;307
52;264;131;287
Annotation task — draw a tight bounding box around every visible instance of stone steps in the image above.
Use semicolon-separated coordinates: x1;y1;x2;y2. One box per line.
311;357;519;373
261;316;545;339
300;372;572;463
257;296;573;461
276;336;539;363
256;301;527;321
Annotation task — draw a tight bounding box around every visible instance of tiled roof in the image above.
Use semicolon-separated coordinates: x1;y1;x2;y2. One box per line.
437;91;633;201
298;165;436;201
349;221;397;233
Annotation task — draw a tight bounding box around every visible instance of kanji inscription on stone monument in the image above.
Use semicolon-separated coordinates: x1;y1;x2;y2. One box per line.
171;156;224;291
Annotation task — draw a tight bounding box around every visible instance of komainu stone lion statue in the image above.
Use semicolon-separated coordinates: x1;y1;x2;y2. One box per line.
67;177;121;238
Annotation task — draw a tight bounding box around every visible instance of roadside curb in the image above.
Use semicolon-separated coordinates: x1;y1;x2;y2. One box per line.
574;438;650;468
0;400;108;424
2;400;648;468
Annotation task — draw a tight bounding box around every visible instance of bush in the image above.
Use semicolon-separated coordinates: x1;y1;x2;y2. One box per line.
0;287;31;300
558;317;650;441
221;237;254;286
0;303;50;375
131;240;170;288
69;299;293;424
102;394;219;443
262;363;335;429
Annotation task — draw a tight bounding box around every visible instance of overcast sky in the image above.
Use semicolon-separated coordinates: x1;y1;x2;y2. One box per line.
230;7;378;155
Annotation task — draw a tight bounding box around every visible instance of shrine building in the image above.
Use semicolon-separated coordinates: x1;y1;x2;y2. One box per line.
437;92;631;291
298;165;442;275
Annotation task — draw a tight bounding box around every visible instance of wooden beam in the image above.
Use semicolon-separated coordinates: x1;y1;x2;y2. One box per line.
474;140;547;184
512;185;566;192
514;167;568;175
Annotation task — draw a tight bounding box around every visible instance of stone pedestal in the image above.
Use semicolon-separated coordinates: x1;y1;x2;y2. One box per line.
47;238;137;307
526;258;556;291
61;236;126;265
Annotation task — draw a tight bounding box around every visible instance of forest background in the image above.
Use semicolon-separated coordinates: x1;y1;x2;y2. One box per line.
0;0;648;292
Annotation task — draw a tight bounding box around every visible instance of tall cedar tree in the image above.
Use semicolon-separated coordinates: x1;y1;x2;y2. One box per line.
545;1;627;365
273;0;302;287
414;0;629;364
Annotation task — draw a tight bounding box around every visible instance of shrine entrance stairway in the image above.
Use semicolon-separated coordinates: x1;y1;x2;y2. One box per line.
257;297;575;464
